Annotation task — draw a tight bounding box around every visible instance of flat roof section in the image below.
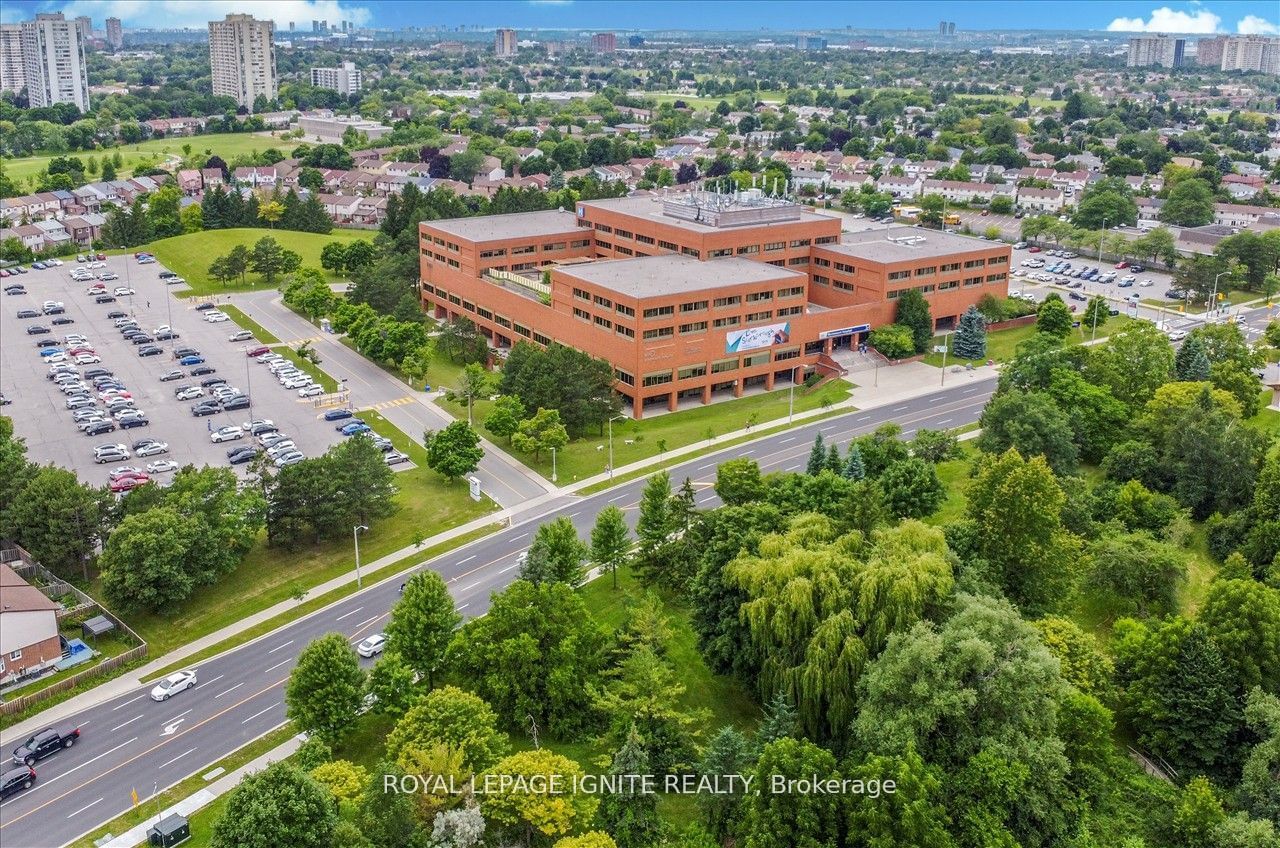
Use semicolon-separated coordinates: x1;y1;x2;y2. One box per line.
422;208;584;243
824;226;1006;263
580;195;840;235
558;254;805;299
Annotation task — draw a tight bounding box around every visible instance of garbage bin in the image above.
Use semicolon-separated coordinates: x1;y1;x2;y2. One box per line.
147;814;190;847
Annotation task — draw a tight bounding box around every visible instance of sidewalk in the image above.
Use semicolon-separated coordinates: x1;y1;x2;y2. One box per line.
1;362;997;745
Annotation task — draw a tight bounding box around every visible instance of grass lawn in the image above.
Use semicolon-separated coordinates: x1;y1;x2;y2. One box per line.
219;304;280;345
0;132;301;187
1249;393;1280;435
443;379;852;484
271;345;338;393
926;443;977;526
148;228;369;295
922;315;1136;367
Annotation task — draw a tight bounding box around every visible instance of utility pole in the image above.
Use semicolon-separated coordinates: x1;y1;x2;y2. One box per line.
353;524;368;588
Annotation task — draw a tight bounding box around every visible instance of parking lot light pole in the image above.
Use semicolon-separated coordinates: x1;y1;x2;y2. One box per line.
607;414;625;478
551;446;557;483
939;331;952;386
353;524;368;588
788;363;805;423
1097;218;1106;262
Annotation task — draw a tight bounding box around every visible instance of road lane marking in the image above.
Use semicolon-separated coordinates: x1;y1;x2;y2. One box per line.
214;682;244;699
893;405;909;411
110;694;144;711
457;555;476;565
509;532;528;541
352;615;378;630
266;639;293;654
202;675;224;688
263;659;291;674
109;715;144;732
158;747;197;769
498;562;520;574
67;798;103;819
779;436;796;444
334;607;362;621
608;494;627;503
455;603;469;612
241;705;276;725
37;738;139;791
460;581;482;592
159;709;191;726
697;462;716;471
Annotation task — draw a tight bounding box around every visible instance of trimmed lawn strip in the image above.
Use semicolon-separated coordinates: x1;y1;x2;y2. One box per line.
1;132;300;185
441;380;853;485
270;345;338;393
219;304;280;345
65;723;296;848
147;228;368;295
1249;389;1279;435
142;523;500;683
359;410;430;465
922;314;1137;368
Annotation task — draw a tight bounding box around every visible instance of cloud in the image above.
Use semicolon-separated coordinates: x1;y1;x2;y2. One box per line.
1106;7;1222;33
46;1;372;30
1236;14;1279;34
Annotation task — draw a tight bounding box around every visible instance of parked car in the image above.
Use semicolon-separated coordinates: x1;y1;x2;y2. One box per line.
146;460;180;474
229;330;254;342
160;369;185;382
323;408;353;422
191;402;221;417
135;441;168;457
175;386;204;400
339;421;371;436
356;634;387;658
178;355;204;366
384;451;410;466
191;366;217;377
210;426;244;443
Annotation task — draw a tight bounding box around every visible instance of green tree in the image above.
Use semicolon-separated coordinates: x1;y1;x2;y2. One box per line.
385;685;509;772
869;323;916;359
211;762;336;848
521;516;588;587
590;505;631;590
1238;688;1280;826
1160;178;1215;227
319;241;347;273
257;199;285;228
742;737;841;848
1198;579;1280;695
1172;776;1227;846
511;407;569;462
249;236;302;283
422;421;483;482
845;744;955;848
98;507;197;611
481;749;598;845
1086;532;1187;618
386;570;461;689
1072;178;1137;229
310;759;369;807
879;458;945;519
596;726;661;848
399;344;431;391
2;466;108;579
1032;616;1114;698
1035;293;1074;337
285;632;367;743
978;390;1079;476
483;395;526;444
896;288;934;354
953;306;987;360
634;471;674;577
806;433;827;476
449;580;604;736
1085;321;1176;410
447;363;494;426
365;651;418;717
715;458;765;505
696;726;754;842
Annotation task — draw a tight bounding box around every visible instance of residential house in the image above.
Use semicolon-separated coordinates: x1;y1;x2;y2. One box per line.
201;168;225;189
0;562;62;686
232;166;279;187
876;175;922;199
1016;186;1066;213
177;169;203;196
1213;202;1267;228
920;179;996;204
1136;196;1165;223
315;193;361;223
0;224;48;252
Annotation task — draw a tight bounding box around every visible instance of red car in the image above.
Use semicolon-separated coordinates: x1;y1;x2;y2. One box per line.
1028;246;1041;253
246;345;271;357
95;253;106;261
1114;261;1128;269
133;252;153;259
109;475;148;493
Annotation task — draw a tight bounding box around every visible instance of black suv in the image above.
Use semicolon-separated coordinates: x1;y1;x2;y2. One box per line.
0;766;36;799
11;725;79;766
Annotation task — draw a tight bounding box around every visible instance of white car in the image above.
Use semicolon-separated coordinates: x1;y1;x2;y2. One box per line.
356;634;386;658
75;354;101;365
298;384;324;398
135;441;169;457
205;312;229;323
113;287;135;296
87;261;105;269
146;459;180;474
150;669;197;701
210;426;244;443
44;353;67;364
1167;329;1188;341
154;325;172;335
242;418;274;431
176;386;204;400
1138;279;1154;287
94;442;128;456
283;377;314;390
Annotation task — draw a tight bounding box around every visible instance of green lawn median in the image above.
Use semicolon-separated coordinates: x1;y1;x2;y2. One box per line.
219;304;280;345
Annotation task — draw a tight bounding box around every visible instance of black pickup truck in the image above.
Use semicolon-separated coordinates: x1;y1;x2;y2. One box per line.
11;725;80;766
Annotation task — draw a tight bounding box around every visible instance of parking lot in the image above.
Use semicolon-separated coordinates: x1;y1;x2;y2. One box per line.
0;254;347;485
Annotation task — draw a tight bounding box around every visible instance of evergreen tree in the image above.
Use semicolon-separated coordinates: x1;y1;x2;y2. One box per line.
756;691;799;748
806;433;827;475
953;305;988;360
634;472;673;579
697;727;754;843
843;444;867;480
825;443;842;474
595;726;661;848
548;166;565;190
1174;335;1211;382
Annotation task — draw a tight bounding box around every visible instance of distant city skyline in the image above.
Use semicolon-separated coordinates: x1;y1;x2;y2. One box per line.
2;1;1277;36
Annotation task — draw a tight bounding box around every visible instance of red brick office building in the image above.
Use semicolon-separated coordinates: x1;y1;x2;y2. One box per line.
420;192;1009;417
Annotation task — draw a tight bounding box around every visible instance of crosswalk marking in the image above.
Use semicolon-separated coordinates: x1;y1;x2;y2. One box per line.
363;396;415;411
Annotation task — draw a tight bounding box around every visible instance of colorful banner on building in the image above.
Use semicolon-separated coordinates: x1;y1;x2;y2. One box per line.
725;321;790;353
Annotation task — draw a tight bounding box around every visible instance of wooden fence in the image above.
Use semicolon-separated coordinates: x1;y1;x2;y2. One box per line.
0;646;148;717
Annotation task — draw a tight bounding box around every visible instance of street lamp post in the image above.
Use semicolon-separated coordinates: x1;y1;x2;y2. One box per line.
939;331;952;386
787;364;805;423
606;414;625;478
1097;217;1106;262
550;446;557;483
1209;270;1231;319
353;524;368;588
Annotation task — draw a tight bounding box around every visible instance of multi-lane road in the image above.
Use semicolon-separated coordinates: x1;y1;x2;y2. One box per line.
0;376;997;848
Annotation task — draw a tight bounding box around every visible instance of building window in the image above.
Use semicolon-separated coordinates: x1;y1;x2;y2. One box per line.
915;266;937;277
789;239;811;248
963;276;982;287
615;368;635;385
678;365;707;379
680;321;708;335
495;315;512;329
616;324;635;338
963;258;986;269
777;306;802;317
534;332;551;345
813;257;831;267
711;358;738;374
614;229;632;240
446;241;459;252
778;286;804;299
713;316;740;328
887;270;911;281
643;326;674;340
746;311;773;323
595;239;612;250
595;224;613;234
680;300;708;313
775;346;800;360
744;352;771;367
658;239;677;251
834;279;855;292
616;303;635;318
989;255;1008;265
815;235;838;244
514;324;532;338
447;258;460;269
834;261;854;273
617;246;634;256
736;245;759;255
764;241;785;251
479;248;507;258
643;305;674;319
709;248;733;258
570;238;592;248
8;649;20;661
432;236;444;246
542;242;566;251
595;315;613;330
477;307;493;320
462;300;476;312
594;294;613;309
940;262;961;272
636;234;655;245
573;288;590;301
938;280;959;291
573;307;591;321
813;274;830;286
681;246;700;258
746;291;772;303
643;371;673;387
713;295;741;308
986;273;1006;283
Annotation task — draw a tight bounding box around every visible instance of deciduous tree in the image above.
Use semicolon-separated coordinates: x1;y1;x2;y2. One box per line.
285;632;366;743
386;571;461;689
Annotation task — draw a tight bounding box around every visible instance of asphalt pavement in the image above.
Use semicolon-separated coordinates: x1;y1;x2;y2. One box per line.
0;376;996;848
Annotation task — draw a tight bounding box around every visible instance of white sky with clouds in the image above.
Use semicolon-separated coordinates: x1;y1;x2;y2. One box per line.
1107;5;1278;34
8;1;372;28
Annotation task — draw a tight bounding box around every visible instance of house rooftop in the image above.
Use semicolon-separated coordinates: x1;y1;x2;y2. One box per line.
422;208;582;242
822;226;1007;263
557;253;804;299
